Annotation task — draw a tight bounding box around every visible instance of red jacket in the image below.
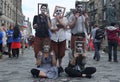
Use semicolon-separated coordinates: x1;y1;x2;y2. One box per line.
106;26;120;41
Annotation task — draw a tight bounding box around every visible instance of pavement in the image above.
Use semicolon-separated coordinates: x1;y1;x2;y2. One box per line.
0;48;120;82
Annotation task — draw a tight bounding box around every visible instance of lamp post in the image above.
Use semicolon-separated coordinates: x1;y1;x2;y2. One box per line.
0;12;2;16
0;9;3;25
106;2;117;26
16;0;18;25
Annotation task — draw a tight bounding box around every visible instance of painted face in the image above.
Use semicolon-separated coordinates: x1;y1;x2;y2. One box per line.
56;8;62;16
76;4;83;12
43;45;50;53
41;6;47;14
76;43;83;54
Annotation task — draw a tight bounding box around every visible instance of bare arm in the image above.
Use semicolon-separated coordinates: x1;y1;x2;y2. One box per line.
46;16;51;28
50;28;59;33
50;51;57;66
84;13;89;29
69;17;77;29
70;53;79;65
70;57;77;65
36;51;43;66
57;17;67;29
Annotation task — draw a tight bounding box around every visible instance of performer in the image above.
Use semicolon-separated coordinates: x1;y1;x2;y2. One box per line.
50;6;68;73
33;3;51;58
65;45;96;78
68;1;89;53
31;40;58;79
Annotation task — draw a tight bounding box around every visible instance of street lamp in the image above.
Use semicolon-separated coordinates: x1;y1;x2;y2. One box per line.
106;2;117;26
0;12;2;16
16;0;18;25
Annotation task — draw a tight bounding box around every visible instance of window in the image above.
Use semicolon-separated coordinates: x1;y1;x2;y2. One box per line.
103;11;106;20
103;0;106;6
111;0;115;2
7;5;9;17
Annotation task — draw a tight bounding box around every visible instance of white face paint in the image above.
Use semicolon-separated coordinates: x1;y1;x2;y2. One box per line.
55;8;62;16
41;6;47;14
43;45;50;53
75;43;83;54
77;4;83;12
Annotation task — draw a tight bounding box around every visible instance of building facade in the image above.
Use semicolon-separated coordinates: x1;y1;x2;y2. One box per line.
0;0;32;36
0;0;24;28
88;0;120;30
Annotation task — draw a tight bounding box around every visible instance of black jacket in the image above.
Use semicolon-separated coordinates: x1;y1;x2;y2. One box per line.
33;14;50;38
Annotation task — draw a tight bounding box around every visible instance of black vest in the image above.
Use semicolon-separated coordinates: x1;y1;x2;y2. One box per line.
33;14;50;38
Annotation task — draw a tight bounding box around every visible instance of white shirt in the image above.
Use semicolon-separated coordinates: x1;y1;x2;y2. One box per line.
69;13;86;34
21;30;27;40
2;30;7;45
50;17;68;42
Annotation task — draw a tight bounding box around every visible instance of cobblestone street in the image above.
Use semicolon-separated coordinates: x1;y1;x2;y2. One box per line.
0;48;120;82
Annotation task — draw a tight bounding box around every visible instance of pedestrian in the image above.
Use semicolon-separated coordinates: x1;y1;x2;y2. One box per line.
90;24;103;61
1;23;8;55
20;26;27;54
68;1;89;55
6;23;14;58
11;25;22;58
33;3;51;58
0;27;3;56
65;44;96;78
106;22;120;62
31;40;58;79
27;34;34;48
50;6;68;73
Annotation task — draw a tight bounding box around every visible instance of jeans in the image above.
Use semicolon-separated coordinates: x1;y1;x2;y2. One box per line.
93;42;101;61
108;40;118;61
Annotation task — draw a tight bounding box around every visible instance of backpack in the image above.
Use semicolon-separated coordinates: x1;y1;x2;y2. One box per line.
95;28;105;40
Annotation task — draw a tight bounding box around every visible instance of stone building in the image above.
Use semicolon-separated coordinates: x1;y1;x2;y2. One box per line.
88;0;120;30
0;0;24;28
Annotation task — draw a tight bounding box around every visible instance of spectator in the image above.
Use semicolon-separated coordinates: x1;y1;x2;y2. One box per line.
1;23;7;55
6;23;14;58
90;25;102;61
27;34;34;48
11;25;22;58
106;22;120;62
0;27;3;54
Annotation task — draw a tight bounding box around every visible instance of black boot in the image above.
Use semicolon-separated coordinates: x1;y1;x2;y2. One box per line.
8;53;11;58
58;66;64;74
16;54;19;58
31;69;40;78
86;74;92;78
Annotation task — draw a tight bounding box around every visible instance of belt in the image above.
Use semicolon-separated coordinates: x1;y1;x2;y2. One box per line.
72;33;85;38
